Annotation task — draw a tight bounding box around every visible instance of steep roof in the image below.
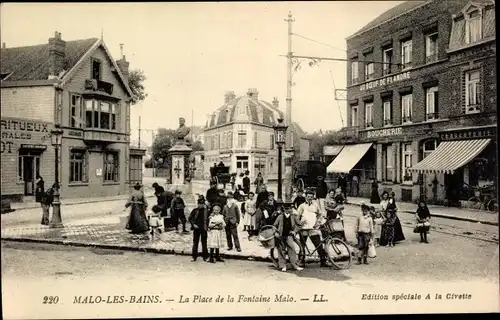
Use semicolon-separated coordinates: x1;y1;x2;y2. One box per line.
0;38;98;81
348;1;430;39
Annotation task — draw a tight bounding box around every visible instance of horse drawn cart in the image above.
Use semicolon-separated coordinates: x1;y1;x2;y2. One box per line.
210;163;231;189
292;160;327;193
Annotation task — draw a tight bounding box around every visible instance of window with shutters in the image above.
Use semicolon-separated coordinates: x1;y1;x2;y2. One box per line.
466;10;482;44
383;48;393;75
383;100;392;126
425;86;439;120
351;60;359;84
237;132;247;148
382;144;393;182
401;40;412;70
465;70;481;114
365;63;374;80
365;102;373;128
425;32;438;63
70;94;83;128
351;105;359;127
401;93;413;123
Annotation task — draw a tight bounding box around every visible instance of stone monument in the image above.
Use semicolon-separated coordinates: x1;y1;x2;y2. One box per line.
168;117;192;187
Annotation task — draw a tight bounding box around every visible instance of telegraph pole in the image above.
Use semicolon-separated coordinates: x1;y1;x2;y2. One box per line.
138;116;141;148
284;11;295;203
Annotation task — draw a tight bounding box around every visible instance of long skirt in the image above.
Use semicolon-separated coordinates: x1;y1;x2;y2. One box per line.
208;229;225;249
370;190;381;204
126;207;149;234
243;212;251;226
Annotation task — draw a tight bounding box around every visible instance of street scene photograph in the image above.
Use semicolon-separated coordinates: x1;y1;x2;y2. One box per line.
1;1;499;318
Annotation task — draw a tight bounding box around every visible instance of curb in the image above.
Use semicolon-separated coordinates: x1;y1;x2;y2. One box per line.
1;236;358;264
346;202;498;226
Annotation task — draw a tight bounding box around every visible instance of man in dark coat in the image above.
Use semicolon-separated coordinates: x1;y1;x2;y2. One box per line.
152;183;174;228
243;171;251;195
189;198;210;261
222;192;241;251
216;189;227;208
337;174;348;202
256;185;269;209
205;181;219;207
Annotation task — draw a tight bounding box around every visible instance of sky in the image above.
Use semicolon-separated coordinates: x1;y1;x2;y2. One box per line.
1;1;402;145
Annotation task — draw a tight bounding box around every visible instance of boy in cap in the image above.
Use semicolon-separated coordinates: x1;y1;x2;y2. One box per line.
222;191;241;252
170;190;187;233
189;197;210;261
273;202;304;272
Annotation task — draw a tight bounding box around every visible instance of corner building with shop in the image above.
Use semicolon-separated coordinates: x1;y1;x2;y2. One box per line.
1;32;145;202
331;0;496;205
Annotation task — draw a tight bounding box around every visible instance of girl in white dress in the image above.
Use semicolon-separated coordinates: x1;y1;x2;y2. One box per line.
245;192;257;238
208;204;226;263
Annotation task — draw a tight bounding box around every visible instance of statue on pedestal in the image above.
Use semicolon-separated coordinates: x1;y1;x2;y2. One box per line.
174;117;190;143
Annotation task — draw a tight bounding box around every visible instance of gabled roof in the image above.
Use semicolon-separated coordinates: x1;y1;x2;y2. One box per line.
348;0;430;39
0;38;98;81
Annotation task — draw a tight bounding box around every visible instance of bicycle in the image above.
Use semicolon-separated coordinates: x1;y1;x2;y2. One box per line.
268;219;352;270
466;185;498;212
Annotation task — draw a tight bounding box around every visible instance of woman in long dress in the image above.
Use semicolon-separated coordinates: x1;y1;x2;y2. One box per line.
379;191;405;245
370;180;381;204
254;172;265;194
125;183;149;234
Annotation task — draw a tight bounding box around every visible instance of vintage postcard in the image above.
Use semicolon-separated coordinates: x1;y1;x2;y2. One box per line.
1;1;498;318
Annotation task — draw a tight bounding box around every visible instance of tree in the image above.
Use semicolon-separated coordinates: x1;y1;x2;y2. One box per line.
307;129;344;160
191;140;204;152
128;69;148;105
152;128;176;165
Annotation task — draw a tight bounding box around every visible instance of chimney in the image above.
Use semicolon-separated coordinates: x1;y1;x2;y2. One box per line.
247;88;259;100
224;90;236;104
116;44;130;83
48;31;66;79
272;97;279;108
2;43;5;49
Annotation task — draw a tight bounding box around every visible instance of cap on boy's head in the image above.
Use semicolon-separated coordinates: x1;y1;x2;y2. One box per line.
361;203;370;211
276;199;284;205
283;202;293;209
268;191;275;196
305;189;314;196
152;182;159;188
226;191;234;198
248;191;254;196
218;189;225;193
197;198;205;205
175;190;182;195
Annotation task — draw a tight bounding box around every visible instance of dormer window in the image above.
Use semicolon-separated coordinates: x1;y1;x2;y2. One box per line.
466;10;482;44
92;59;101;80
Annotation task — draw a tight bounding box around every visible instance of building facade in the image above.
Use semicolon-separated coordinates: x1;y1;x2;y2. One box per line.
328;0;496;204
1;32;144;201
203;88;309;181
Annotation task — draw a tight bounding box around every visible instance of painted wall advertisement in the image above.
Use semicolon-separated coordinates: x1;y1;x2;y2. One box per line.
1;117;54;154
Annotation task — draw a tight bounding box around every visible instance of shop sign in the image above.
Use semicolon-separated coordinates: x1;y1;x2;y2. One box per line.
20;144;47;150
360;71;411;91
0;118;52;154
450;43;495;62
366;127;403;139
68;130;83;137
96;168;103;176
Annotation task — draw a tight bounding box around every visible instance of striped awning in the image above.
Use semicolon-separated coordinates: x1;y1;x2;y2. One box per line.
326;143;373;173
409;139;491;174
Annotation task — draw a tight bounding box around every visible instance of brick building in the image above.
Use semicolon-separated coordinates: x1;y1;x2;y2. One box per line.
327;0;496;205
1;32;145;202
203;88;310;181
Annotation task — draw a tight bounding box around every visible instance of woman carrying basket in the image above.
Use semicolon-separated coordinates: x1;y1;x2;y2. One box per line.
272;202;304;272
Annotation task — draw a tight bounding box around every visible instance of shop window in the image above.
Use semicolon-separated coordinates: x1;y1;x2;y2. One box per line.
364;62;374;80
70;94;83;128
69;150;88;183
425;86;439;120
383;100;392;126
465;70;481;114
365;102;373;128
466;10;482;44
383;48;393;75
402;143;413;183
401;93;413;123
425;32;438;63
237;132;247;148
351;105;359;127
401;39;412;70
351;60;359;84
382;144;393;182
104;152;119;182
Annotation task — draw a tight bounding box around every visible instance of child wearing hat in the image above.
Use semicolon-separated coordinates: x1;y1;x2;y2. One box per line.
355;203;374;265
273;202;303;272
170;190;187;233
207;203;226;263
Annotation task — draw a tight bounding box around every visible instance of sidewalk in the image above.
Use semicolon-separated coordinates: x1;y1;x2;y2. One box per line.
346;197;499;226
0;214;358;263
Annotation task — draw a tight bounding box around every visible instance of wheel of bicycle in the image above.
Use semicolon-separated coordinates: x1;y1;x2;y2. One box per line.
467;197;482;210
270;236;304;267
324;238;352;270
296;178;305;191
487;198;498;212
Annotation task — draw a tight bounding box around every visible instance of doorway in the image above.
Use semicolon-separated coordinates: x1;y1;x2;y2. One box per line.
445;169;463;207
236;156;249;175
19;152;41;196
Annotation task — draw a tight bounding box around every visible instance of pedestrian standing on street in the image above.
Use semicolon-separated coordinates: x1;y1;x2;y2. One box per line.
243;170;251;195
297;190;331;268
372;208;384;247
270;199;284;226
315;176;328;213
222;192;241;252
217;189;228;208
230;173;236;191
152;183;174;230
205;181;219;209
337;173;348;202
189;198;210;261
370;180;381;204
35;175;45;220
266;192;277;222
254;172;265;194
355;203;374;265
40;183;55;225
415;200;431;243
351;175;359;197
125;183;149;234
241;194;250;231
170;190;188;233
207;203;225;263
236;173;244;192
381;202;397;247
245;192;257;238
273;202;303;272
256;184;269;209
254;201;267;236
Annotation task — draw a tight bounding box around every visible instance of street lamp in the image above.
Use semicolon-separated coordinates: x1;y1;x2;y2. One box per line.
50;124;64;228
273;117;288;200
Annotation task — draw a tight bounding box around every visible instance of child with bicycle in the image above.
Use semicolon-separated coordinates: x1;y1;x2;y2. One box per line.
273;201;304;272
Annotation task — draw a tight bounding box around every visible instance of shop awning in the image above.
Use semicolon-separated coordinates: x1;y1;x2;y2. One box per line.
326;143;373;173
409;139;491;174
